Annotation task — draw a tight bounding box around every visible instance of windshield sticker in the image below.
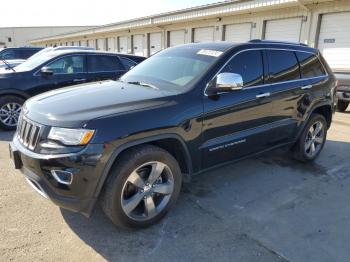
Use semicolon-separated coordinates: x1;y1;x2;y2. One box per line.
197;49;223;57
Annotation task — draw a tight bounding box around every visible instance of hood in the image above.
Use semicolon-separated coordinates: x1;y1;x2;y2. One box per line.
25;80;176;127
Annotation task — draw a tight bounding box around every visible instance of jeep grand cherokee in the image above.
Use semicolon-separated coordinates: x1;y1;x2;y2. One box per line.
10;40;336;228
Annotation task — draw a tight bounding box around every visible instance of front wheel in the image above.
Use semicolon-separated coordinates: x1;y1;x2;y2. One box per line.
293;113;327;162
0;95;24;130
100;145;182;228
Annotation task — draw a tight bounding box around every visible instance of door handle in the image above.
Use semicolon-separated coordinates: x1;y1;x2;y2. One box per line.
256;92;271;98
73;78;86;82
301;85;312;90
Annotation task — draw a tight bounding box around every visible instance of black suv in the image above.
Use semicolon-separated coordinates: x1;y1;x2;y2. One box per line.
0;49;145;129
0;46;43;60
10;41;336;228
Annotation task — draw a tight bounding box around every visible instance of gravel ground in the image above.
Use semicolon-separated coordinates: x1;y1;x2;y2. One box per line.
1;110;350;262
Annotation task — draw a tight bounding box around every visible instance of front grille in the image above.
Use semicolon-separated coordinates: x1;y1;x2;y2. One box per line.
17;116;42;150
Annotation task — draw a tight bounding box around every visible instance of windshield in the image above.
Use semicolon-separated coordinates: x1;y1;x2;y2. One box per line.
26;47;54;61
120;46;222;91
15;51;58;72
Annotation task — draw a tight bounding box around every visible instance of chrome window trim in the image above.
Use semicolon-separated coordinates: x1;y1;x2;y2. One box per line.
204;47;328;97
33;54;87;76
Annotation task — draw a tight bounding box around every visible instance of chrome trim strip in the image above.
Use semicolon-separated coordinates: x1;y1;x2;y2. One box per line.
25;177;48;199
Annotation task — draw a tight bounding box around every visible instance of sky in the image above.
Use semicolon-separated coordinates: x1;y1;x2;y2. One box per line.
0;0;221;27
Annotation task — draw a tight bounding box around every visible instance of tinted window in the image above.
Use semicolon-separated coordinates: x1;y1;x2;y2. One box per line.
267;50;300;83
0;50;16;60
296;52;326;78
87;55;123;72
46;56;85;74
120;57;137;70
221;50;264;87
20;49;39;59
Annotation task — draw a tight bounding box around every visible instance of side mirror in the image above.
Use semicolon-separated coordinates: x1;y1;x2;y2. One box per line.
207;73;243;95
40;66;54;76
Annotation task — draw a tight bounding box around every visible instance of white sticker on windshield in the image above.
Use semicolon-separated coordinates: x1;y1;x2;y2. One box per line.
197;49;223;57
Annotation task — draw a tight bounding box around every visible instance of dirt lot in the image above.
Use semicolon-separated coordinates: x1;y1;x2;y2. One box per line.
1;110;350;262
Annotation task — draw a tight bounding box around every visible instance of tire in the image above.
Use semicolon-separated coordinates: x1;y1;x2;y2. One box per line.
0;95;24;130
293;113;327;162
336;100;349;112
100;145;182;229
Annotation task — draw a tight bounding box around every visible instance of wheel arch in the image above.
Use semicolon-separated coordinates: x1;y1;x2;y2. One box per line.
93;133;193;198
0;89;30;100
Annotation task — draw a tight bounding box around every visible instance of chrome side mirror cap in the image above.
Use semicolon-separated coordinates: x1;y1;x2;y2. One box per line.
207;73;243;95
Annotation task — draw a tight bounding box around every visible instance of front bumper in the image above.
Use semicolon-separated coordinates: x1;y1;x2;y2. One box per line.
9;137;108;217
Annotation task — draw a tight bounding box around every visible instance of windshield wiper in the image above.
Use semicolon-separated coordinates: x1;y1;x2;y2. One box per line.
127;81;158;89
1;58;15;72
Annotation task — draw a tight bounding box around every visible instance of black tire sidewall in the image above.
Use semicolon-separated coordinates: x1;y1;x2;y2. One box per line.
103;146;182;228
297;114;327;161
0;95;24;130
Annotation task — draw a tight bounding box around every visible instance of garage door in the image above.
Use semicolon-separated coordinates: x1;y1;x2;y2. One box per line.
119;36;128;54
318;12;350;71
194;27;215;43
225;23;252;42
133;34;144;56
265;17;302;42
107;37;116;52
169;30;186;47
80;40;87;47
97;39;106;51
149;32;162;55
74;41;79;46
88;39;95;48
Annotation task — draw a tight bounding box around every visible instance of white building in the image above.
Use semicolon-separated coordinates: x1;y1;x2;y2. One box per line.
0;26;94;48
30;0;350;71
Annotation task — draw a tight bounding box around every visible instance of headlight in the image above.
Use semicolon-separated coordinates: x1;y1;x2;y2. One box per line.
48;127;95;146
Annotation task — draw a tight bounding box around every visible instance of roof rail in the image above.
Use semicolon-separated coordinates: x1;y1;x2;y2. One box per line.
249;39;308;46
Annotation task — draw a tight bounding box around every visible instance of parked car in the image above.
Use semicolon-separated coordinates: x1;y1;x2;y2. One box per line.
0;46;43;60
335;72;350;112
10;41;336;228
0;59;26;69
0;49;145;129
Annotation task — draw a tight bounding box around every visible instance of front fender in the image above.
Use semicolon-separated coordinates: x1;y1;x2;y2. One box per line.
92;133;193;198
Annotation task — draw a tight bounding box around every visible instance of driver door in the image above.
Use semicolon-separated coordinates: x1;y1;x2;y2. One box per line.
201;50;275;169
33;55;87;95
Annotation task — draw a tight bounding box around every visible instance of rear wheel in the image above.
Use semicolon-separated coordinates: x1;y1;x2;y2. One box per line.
100;145;182;228
293;113;327;162
337;100;349;112
0;95;24;130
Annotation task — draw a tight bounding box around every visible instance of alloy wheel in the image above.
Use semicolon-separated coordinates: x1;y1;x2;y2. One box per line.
0;103;22;127
304;121;325;158
121;161;174;221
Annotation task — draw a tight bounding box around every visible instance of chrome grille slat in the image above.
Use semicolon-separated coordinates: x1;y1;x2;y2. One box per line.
17;117;42;151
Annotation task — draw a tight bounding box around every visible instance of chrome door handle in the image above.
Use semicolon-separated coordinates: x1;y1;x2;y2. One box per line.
256;92;271;98
73;78;86;82
301;85;312;90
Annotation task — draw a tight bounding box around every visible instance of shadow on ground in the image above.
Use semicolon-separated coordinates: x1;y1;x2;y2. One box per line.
60;140;350;262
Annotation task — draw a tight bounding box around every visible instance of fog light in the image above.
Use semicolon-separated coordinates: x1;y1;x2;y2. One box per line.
51;170;73;185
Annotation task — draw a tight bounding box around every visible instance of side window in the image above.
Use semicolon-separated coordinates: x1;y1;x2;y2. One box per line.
266;50;300;83
20;49;39;59
221;50;264;87
87;55;124;72
0;50;16;60
295;52;326;78
46;56;85;74
119;57;137;70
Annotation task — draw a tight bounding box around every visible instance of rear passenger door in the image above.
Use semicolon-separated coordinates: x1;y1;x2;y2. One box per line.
265;49;303;144
87;55;126;82
201;50;274;169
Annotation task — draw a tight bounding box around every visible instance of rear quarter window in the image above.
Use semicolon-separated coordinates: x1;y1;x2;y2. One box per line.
87;55;124;72
266;50;300;83
295;52;326;78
